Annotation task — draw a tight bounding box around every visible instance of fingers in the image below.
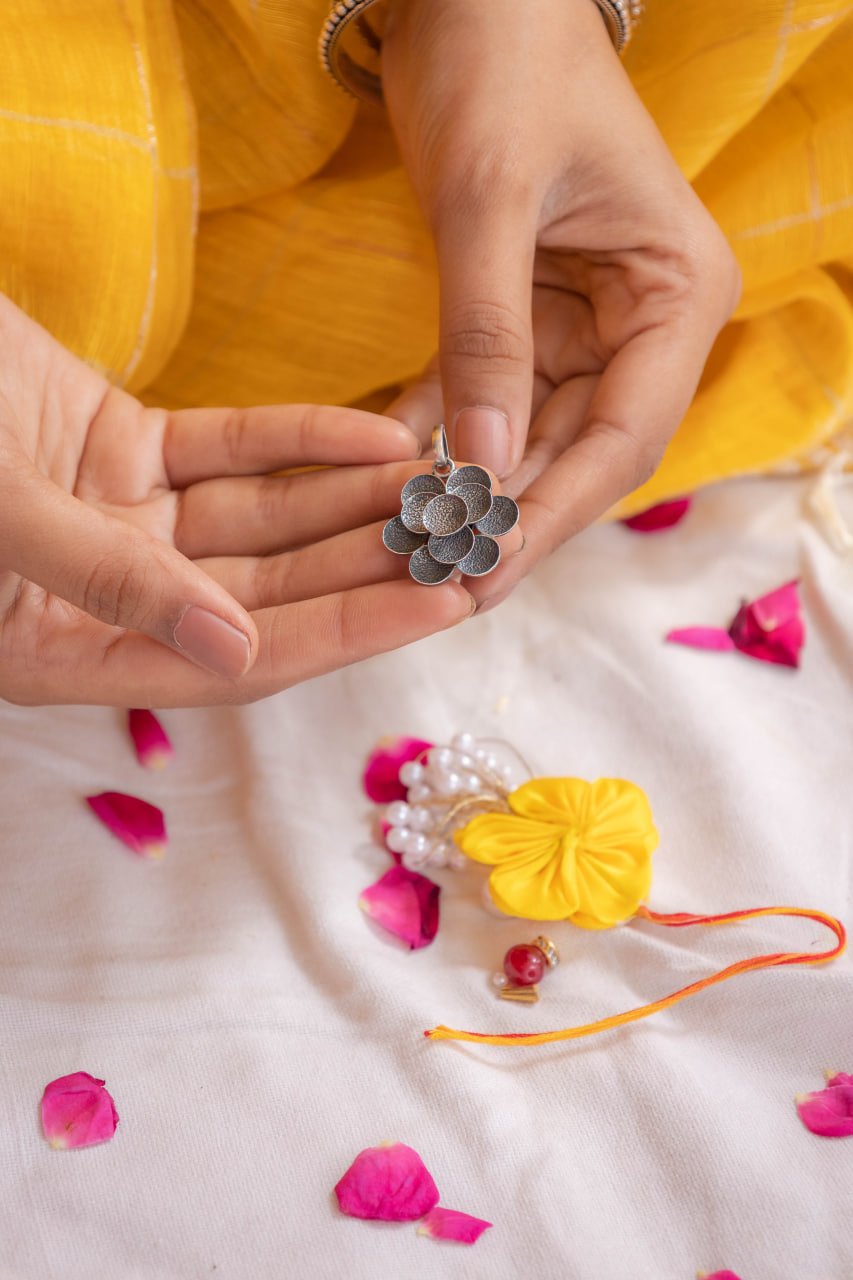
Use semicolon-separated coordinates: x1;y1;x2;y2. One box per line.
434;202;536;480
197;521;409;610
384;361;443;450
44;580;475;707
463;312;726;612
174;461;424;559
1;462;258;679
163;404;421;487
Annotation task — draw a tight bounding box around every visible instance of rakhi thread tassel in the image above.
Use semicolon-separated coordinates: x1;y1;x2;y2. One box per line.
424;905;846;1048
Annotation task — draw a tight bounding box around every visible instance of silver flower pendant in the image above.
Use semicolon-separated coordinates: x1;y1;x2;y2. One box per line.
382;425;520;584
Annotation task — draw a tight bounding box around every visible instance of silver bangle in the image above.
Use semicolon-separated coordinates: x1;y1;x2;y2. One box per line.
589;0;645;54
319;0;645;102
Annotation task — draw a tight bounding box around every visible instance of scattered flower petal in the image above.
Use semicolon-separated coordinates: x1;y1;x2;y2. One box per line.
666;627;736;652
363;737;432;804
335;1143;440;1221
359;866;440;949
623;496;692;532
728;580;804;668
41;1072;119;1150
86;792;167;859
128;709;174;770
796;1071;853;1136
418;1207;492;1244
666;580;804;668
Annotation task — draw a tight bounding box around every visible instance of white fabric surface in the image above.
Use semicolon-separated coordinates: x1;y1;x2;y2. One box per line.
1;475;851;1280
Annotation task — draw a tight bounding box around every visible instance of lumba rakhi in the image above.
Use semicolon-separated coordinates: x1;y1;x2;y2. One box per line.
373;734;846;1048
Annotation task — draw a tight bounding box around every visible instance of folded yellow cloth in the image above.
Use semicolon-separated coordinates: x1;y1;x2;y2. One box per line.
1;0;851;512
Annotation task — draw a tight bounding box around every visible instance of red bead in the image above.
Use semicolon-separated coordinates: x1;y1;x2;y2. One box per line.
503;944;545;987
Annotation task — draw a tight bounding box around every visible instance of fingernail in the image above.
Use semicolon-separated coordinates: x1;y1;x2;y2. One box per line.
173;607;251;678
454;407;510;477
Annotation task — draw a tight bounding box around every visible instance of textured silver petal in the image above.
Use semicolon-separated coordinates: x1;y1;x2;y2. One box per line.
446;464;492;494
422;492;469;536
400;491;434;533
455;482;492;524
457;535;501;577
382;516;428;555
409;546;456;584
428;525;475;564
476;494;520;538
400;473;445;502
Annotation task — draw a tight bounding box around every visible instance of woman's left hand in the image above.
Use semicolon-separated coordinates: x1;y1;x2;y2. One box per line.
382;0;741;608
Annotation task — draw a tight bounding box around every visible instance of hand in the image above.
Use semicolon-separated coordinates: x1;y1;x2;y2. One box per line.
0;295;474;707
382;0;741;606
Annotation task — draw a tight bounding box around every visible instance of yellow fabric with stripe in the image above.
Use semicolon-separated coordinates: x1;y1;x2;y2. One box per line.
1;0;852;512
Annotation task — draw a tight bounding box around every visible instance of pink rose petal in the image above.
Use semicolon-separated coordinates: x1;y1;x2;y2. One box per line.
666;627;736;652
41;1072;119;1150
728;580;804;668
418;1207;492;1244
363;737;432;804
699;1272;743;1279
128;709;174;770
335;1143;440;1221
86;792;167;859
796;1073;853;1136
359;866;440;950
377;817;401;864
623;496;692;532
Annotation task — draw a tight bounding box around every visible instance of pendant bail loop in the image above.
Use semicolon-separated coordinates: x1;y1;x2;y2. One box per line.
432;424;453;477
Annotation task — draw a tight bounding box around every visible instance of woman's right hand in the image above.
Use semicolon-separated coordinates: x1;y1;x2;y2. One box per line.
0;295;475;707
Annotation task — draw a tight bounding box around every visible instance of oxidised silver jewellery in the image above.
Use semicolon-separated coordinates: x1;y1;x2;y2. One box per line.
382;426;520;585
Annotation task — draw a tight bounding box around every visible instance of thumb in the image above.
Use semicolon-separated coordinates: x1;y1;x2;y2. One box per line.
435;205;535;478
3;465;257;679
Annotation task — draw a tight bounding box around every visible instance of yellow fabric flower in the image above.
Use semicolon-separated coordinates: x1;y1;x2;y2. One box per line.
456;778;658;928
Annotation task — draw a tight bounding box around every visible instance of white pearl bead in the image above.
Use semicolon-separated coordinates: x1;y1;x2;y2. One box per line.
386;826;411;854
462;773;482;793
491;972;508;989
402;832;430;856
407;783;431;802
402;848;429;871
456;753;474;770
409;807;433;831
474;747;489;762
448;850;468;872
428;844;448;869
451;732;476;753
483;754;498;772
429;746;453;768
399;761;423;786
444;771;462;793
385;801;410;827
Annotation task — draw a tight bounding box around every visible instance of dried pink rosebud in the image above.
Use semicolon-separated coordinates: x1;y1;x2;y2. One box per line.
728;580;804;668
359;866;440;950
623;497;692;532
128;709;174;770
418;1207;492;1244
86;792;167;859
363;737;432;804
335;1143;440;1221
41;1072;119;1150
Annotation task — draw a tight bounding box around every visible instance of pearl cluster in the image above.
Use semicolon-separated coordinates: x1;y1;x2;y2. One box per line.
385;733;516;872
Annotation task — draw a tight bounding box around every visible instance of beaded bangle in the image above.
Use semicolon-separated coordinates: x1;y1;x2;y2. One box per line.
319;0;645;102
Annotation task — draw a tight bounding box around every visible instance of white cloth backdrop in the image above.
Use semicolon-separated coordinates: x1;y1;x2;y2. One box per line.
0;476;851;1280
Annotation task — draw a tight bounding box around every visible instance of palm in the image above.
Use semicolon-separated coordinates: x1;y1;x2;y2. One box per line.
0;298;473;707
